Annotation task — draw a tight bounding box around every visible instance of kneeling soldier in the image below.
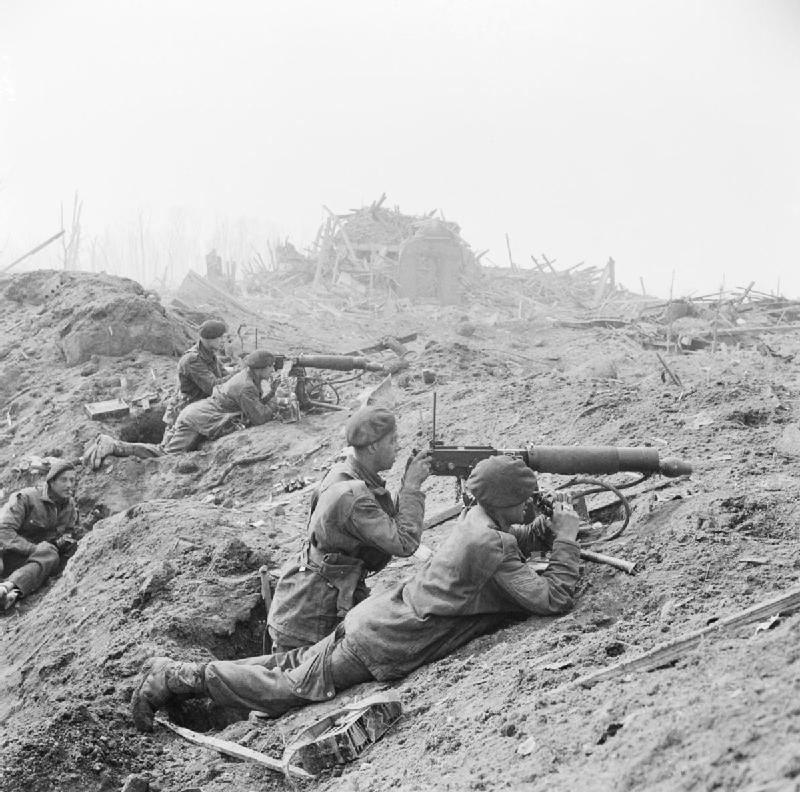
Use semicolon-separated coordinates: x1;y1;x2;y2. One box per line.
267;406;432;652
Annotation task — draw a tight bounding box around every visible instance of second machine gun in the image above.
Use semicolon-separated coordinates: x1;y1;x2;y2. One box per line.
269;354;386;412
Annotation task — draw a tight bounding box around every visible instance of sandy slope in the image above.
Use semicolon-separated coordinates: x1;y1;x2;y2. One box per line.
1;271;799;792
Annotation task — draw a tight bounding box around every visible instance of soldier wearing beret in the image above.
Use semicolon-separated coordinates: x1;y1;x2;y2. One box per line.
266;406;432;653
131;456;582;731
164;350;278;452
162;319;231;427
84;351;279;467
0;460;78;610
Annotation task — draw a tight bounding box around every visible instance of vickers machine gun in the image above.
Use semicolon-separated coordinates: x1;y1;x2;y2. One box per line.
423;395;693;573
426;395;692;481
269;354;386;413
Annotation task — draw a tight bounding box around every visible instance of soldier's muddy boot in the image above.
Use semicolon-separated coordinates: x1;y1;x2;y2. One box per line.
0;582;21;611
131;656;206;733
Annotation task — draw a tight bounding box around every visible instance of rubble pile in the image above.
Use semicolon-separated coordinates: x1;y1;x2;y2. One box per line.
242;194;479;306
478;257;623;314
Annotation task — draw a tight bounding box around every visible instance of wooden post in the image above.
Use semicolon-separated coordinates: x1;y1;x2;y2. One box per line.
711;280;725;353
505;233;518;271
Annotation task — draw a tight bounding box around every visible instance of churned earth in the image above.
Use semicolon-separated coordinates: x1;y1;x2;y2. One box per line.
1;270;799;792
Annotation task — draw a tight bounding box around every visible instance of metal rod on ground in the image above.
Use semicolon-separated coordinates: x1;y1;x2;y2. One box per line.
155;716;313;779
307;399;347;412
424;506;638;574
580;549;637;575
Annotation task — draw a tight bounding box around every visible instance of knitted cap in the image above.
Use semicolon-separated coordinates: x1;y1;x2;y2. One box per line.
345;407;396;448
245;350;276;369
466;456;538;508
199;319;227;339
46;459;75;483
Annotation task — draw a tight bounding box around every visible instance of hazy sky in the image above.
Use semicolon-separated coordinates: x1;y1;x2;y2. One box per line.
1;0;799;298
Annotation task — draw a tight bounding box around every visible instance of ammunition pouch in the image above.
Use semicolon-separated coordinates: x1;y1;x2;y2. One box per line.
306;543;365;618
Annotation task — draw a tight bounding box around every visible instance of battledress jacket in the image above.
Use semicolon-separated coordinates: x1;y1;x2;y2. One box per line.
280;503;581;700
268;456;426;647
176;368;275;439
177;341;226;401
0;483;78;555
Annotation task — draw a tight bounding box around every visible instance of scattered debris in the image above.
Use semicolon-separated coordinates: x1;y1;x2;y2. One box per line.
282;692;403;775
84;399;130;421
573;585;800;688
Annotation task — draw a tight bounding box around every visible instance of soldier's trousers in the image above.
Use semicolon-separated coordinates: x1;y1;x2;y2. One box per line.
113;422;206;459
0;541;60;596
203;635;373;717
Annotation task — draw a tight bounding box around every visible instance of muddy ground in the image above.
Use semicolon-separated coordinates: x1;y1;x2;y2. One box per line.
1;270;799;792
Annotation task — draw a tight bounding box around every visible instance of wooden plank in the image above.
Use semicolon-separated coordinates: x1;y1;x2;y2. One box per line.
697;322;800;340
343;332;418;356
178;269;262;319
572;585;800;688
424;504;462;529
155;716;313;779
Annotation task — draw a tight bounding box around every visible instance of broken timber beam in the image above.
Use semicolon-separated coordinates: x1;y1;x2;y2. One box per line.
572;585;800;688
155;716;313;779
696;322;800;341
1;230;66;273
655;352;683;388
344;332;418;356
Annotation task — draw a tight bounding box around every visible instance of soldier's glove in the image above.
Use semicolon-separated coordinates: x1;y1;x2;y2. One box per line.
510;516;554;558
54;535;78;556
529;514;555;551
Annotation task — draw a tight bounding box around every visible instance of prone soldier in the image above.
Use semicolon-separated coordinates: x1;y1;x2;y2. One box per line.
131;455;581;730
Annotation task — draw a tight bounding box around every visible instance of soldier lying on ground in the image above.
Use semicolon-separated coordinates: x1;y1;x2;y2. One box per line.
267;406;432;653
161;319;232;427
131;455;581;731
0;460;78;611
83;350;279;469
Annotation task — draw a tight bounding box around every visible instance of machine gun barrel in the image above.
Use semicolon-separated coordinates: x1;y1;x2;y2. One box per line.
273;354;386;373
521;445;692;478
428;443;692;478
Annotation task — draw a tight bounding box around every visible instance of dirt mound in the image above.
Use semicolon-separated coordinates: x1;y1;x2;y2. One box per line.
3;269;194;365
0;500;272;791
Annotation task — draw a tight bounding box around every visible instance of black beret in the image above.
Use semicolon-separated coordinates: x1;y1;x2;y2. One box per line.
466;456;538;508
345;407;396;447
245;350;276;369
46;459;75;483
199;320;227;339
